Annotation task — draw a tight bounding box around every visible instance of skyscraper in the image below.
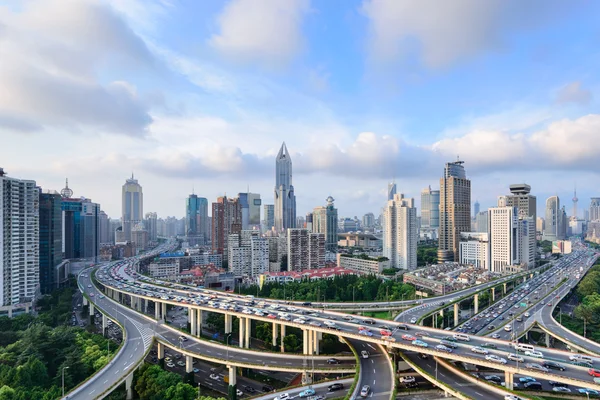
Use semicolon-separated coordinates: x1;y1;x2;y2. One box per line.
590;198;600;221
145;212;158;242
39;190;64;294
186;194;208;243
121;175;143;241
383;193;418;270
502;184;537;267
239;192;261;230
387;182;397;201
488;206;520;274
228;230;269;277
62;196;100;261
420;186;440;228
99;210;111;245
286;229;325;271
263;204;275;232
211;196;242;257
438;160;471;262
473;200;480;217
544;196;561;241
274;143;296;232
362;213;375;229
312;196;338;252
0;168;39;311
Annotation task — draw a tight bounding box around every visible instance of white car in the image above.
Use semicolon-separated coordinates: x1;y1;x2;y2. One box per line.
293;318;306;324
410;317;417;324
361;350;369;359
485;354;507;364
209;374;220;380
507;354;524;362
525;350;544;359
399;376;415;383
471;346;488;355
277;393;290;400
504;395;520;400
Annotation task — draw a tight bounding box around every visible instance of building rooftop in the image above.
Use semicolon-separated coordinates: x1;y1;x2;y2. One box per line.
509;183;531;195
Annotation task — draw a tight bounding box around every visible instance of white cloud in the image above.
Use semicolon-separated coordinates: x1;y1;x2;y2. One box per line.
361;0;559;68
555;81;592;105
209;0;310;68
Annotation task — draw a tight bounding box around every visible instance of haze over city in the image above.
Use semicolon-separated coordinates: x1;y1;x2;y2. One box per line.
2;0;600;219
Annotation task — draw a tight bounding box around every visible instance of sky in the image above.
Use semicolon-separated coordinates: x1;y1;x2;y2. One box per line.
2;0;600;220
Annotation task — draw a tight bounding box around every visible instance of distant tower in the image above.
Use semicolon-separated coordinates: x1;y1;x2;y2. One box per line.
572;186;578;219
387;182;397;201
60;178;73;198
474;200;480;217
274;142;296;232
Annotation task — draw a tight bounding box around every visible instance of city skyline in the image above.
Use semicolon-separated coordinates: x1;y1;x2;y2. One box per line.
2;1;600;220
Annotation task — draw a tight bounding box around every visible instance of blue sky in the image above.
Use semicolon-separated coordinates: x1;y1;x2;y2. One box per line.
1;0;600;219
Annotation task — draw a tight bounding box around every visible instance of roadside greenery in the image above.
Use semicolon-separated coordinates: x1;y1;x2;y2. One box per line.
0;284;117;399
240;275;415;303
134;364;200;400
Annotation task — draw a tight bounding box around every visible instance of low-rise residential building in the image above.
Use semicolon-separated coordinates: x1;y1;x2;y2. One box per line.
257;266;357;285
403;263;495;295
336;254;390;274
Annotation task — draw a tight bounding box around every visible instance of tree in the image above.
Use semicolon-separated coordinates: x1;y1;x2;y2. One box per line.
283;334;301;353
0;386;15;400
165;382;197;400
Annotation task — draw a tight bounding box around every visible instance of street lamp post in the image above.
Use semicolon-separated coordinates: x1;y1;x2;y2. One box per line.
197;383;201;400
62;366;70;397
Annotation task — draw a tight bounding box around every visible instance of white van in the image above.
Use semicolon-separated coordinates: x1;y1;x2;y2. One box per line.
504;325;512;332
514;343;535;353
453;333;470;342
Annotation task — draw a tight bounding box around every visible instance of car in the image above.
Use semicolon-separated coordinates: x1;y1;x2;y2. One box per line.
525;363;549;373
177;361;185;367
590;369;600;377
276;394;290;400
179;335;188;342
399;376;415;384
552;387;571;393
549;381;568;387
484;375;502;383
328;383;344;392
360;385;371;398
523;381;542;390
359;330;373;337
327;358;340;364
470;346;488;355
299;389;315;398
504;395;520;400
518;377;536;383
414;331;429;337
441;336;457;342
436;344;452;353
507;354;524;362
492;333;500;339
244;386;256;393
209;374;220;380
380;329;392;336
410;317;417;323
412;339;428;348
485;354;507;364
262;385;275;392
382;336;396;342
579;389;599;395
524;350;544;358
543;361;565;371
482;343;497;349
236;389;244;397
361;350;369;359
363;319;376;325
524;312;530;317
166;362;175;368
165;357;172;362
547;302;552;306
193;368;200;373
418;353;429;359
402;334;416;341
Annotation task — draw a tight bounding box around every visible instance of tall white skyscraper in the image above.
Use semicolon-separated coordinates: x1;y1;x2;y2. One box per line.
544;196;561;241
488;206;520;274
274;143;296;232
590;198;600;221
420;186;440;228
383;193;418;270
0;168;39;311
502;184;537;267
122;175;143;241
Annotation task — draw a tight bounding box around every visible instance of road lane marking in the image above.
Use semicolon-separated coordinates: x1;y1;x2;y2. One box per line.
89;390;96;395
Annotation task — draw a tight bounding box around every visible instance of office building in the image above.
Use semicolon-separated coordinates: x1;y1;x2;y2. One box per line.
388;182;397;201
473;200;480;217
263;204;275;232
211;196;242;257
99;210;111;245
383;193;418;270
39;190;66;294
475;211;488;233
239;192;261;230
145;212;158;242
274;143;296;232
186;194;209;244
312;197;338;252
0;168;39;312
536;217;545;234
544;196;562;241
228;230;269;277
362;213;375;229
286;229;325;271
591;198;600;221
459;232;489;269
121;175;143;241
131;223;148;254
502;184;537;267
420;186;440;228
438;160;471;262
296;216;306;229
488;206;520;274
62;196;100;261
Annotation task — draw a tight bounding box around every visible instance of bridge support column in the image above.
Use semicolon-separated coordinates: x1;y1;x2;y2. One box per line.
89;303;95;316
228;365;237;400
83;297;88;306
102;314;108;336
474;294;479;315
453;303;459;327
280;325;286;353
197;309;203;335
530;273;533;279
225;314;233;334
157;342;165;368
314;330;320;355
244;317;250;349
126;372;134;400
190;308;197;336
504;371;514;390
239;317;246;348
185;355;194;384
545;333;551;347
491;287;495;302
272;323;279;346
144;298;148;314
161;302;167;321
155;302;160;320
503;282;507;295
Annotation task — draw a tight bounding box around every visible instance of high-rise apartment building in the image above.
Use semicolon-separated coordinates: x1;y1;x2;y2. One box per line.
121;175;143;241
305;212;313;232
420;186;440;228
263;204;275;232
536;217;545;233
544;196;562;241
39;190;64;294
0;168;39;310
228;230;269;277
312;196;338;252
145;212;158;242
387;182;397;201
212;196;242;257
438;160;471;262
239;192;261;230
274;143;296;232
62;197;100;261
286;229;325;271
383;193;418;270
362;213;375;229
502;184;537;267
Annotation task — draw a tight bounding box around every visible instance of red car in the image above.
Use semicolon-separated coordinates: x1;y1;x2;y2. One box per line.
402;334;416;341
267;314;276;319
380;329;392;336
589;368;600;377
